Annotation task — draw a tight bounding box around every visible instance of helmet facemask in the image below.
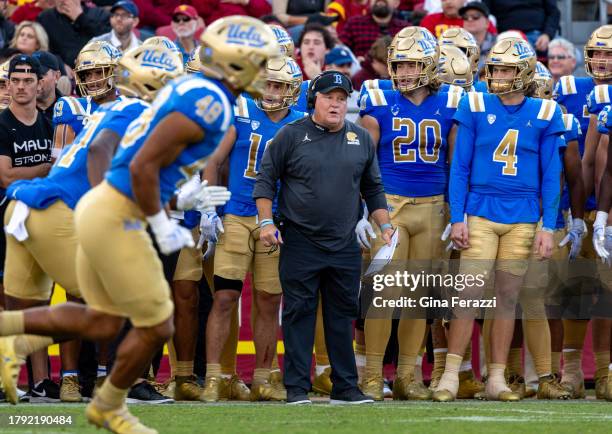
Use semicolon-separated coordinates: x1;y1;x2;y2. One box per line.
76;65;115;99
585;48;612;80
389;60;430;93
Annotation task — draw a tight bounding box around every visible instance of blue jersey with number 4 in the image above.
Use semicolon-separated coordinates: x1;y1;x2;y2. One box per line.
7;98;148;210
106;74;236;205
359;88;461;197
450;92;565;228
227;96;305;216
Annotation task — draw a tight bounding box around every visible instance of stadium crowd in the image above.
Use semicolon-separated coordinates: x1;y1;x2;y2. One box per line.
0;0;610;432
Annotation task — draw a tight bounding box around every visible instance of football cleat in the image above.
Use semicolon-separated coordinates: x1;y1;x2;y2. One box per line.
250;379;287;401
74;41;121;98
560;379;586;399
86;402;157;434
60;375;82;402
392;375;432;400
312;367;333;395
199;16;280;99
596;375;608;399
432;388;455;402
0;336;24;405
359;375;384;401
488;390;521;402
537;375;571;400
508;374;526;399
224;375;251;401
202;376;222;402
174;376;204;401
456;370;484;399
485;37;536;94
605;372;612;401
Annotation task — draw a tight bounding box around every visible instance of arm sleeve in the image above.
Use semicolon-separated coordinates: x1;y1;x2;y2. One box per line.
542;0;561;39
252;125;291;201
448;121;474;223
360;134;387;212
540;133;562;229
73;8;111;37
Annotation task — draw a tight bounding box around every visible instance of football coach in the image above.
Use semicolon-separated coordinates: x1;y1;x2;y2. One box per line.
253;70;394;405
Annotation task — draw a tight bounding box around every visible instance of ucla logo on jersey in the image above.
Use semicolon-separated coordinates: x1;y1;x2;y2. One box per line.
391;104;400;116
227;24;265;48
251;120;260;130
487;114;496;124
346;131;360;146
141;49;178;72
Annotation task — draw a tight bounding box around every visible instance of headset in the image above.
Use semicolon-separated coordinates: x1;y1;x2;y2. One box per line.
306;70;354;109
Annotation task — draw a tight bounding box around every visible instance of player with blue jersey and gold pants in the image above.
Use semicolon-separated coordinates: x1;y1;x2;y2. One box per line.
433;37;564;402
359;33;459;401
201;56;304;402
1;17;277;433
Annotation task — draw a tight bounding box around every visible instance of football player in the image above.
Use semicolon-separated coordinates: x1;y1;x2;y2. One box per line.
438;27;487;92
51;41;121;163
200;56;304;402
359;35;459;401
594;106;612;266
0;59;10;110
0;43;183;412
434;37;564;402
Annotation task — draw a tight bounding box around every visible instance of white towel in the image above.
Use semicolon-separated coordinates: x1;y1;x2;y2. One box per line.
5;200;30;241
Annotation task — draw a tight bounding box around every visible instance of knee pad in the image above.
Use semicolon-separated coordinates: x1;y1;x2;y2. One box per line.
213;275;243;292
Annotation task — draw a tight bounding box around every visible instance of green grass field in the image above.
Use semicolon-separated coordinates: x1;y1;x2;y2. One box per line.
0;400;611;434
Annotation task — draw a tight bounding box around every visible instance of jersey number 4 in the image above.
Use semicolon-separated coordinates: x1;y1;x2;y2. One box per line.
244;133;272;179
493;129;518;176
392;118;442;163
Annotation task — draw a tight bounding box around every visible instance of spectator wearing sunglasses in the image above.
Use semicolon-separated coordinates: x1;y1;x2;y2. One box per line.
547;37;577;83
460;1;495;71
171;5;200;61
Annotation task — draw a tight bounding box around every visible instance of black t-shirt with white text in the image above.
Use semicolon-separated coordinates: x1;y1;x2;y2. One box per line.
0;108;53;168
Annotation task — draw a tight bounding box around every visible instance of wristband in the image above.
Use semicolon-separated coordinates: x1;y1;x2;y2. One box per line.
380;223;393;232
260;219;274;228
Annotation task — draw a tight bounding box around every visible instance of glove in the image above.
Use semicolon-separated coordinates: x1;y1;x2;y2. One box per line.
177;176;232;211
203;241;216;260
355;217;376;249
197;211;224;248
605;227;612;267
147;210;195;255
559;218;587;260
592;211;610;262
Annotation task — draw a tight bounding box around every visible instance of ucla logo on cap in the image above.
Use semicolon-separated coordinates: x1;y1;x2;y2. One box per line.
141;49;178;72
227;24;266;48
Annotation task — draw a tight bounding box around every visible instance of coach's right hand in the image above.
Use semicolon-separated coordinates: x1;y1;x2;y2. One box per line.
260;224;283;247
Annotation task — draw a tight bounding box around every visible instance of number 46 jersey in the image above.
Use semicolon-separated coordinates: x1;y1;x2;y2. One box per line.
359;88;462;197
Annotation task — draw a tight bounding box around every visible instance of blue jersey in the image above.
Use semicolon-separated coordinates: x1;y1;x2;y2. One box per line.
450;92;565;228
556;113;581;229
294;80;311;113
52;96;99;137
586;84;612;115
107;74;236;206
358;79;393;107
227;96;305;216
597;103;612;133
7;99;148;210
359;88;461;197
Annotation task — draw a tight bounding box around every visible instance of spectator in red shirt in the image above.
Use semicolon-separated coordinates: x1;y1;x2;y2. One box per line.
325;0;369;33
420;0;496;38
132;0;178;30
11;0;54;24
351;34;390;89
339;0;409;59
296;23;335;80
189;0;271;26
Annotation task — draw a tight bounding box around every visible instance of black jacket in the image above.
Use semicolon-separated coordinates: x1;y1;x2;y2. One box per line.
0;16;15;52
484;0;560;39
37;5;111;68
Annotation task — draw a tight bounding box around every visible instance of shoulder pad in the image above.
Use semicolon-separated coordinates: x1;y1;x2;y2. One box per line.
537;99;558;121
446;86;463;108
467;92;485;112
558;75;577;95
593;84;611;104
54;96;86;120
363;79;380;90
366;89;388;107
562;113;575;131
234;95;250;118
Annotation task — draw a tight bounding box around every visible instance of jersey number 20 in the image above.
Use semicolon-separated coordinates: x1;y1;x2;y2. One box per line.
392;118;442;163
493;129;518;176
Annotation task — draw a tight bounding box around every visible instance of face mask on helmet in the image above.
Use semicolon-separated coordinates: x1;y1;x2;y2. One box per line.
388;37;438;93
485;38;535;95
74;42;121;99
256;56;302;111
584;25;612;80
532;62;553;99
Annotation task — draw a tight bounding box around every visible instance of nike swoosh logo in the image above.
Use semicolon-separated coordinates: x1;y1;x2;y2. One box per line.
33;388;47;397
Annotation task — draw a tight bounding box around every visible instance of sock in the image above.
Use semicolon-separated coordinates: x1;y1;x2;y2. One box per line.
0;311;25;335
524;319;551;377
460;360;472;372
206;363;222;378
14;335;53;359
436;353;462;395
355;343;366;383
315;364;330;377
551;352;561;375
253;368;270;384
414;355;424;383
271;354;280;370
62;370;78;378
364;318;392;379
220;305;238;376
97;365;107;378
396;319;425;379
462;338;472;369
487;363;511;397
175;360;194;378
561;349;583;384
594;351;610;381
314;302;330;366
562;320;588;349
432;348;447;378
93;379;128;411
507;348;522;377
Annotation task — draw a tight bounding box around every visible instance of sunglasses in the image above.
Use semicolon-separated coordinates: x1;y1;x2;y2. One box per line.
548;55;569;60
462;13;483;21
172;16;192;23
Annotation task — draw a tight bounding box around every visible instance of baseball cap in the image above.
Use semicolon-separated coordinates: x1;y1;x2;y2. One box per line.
172;4;198;20
325;47;353;66
311;71;352;96
8;54;42;78
111;0;139;18
32;51;60;74
459;1;490;17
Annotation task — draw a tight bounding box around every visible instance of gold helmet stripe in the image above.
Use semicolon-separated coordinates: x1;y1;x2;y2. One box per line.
468;91;485;112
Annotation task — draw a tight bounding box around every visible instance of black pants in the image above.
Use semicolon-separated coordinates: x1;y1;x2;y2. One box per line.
279;225;361;395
